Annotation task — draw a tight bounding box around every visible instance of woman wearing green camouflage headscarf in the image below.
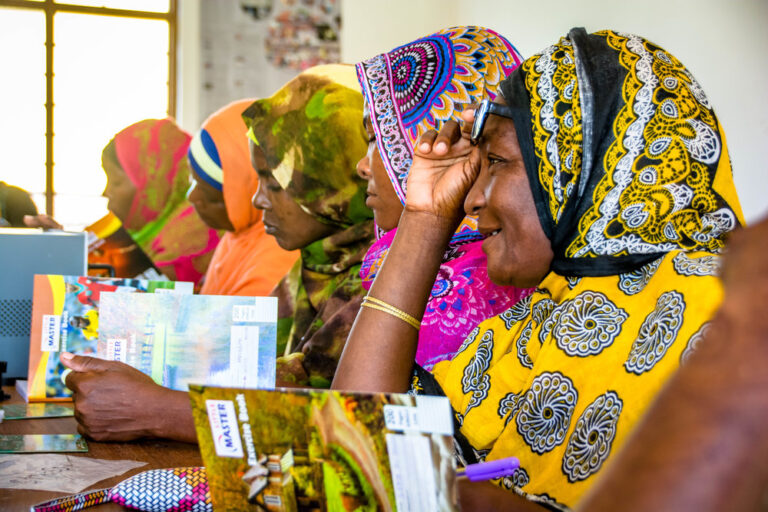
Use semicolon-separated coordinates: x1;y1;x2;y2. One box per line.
244;64;375;388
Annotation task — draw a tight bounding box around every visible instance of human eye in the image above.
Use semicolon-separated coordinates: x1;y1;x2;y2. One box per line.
266;177;283;192
488;154;505;169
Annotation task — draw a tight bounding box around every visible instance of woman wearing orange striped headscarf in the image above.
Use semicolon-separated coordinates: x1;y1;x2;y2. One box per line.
188;100;299;296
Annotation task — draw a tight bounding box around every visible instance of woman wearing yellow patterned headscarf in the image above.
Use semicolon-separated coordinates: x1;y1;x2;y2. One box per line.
335;28;743;510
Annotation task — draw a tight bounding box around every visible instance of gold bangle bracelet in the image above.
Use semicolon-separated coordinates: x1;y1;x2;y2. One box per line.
361;295;421;330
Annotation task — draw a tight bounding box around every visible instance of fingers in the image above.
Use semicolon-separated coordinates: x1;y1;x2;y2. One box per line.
416;120;465;155
61;352;112;373
23;214;63;230
432;121;463;155
417;130;438;154
460;108;476;136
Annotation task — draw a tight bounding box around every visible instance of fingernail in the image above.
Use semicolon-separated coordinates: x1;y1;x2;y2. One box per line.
419;142;430;152
436;142;447;152
61;352;73;361
61;368;72;385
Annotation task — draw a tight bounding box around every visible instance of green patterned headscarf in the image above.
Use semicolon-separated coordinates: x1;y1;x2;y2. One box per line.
242;64;375;387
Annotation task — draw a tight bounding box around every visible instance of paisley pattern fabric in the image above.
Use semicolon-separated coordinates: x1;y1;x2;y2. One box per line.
243;65;375;388
357;26;530;370
562;391;623;482
501;29;743;276
426;28;743;509
357;25;522;206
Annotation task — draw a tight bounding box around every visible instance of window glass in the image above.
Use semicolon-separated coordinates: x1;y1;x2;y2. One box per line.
62;0;169;13
0;8;46;214
53;13;169;229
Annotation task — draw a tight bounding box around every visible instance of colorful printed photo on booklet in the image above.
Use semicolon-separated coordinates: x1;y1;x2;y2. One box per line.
190;385;457;512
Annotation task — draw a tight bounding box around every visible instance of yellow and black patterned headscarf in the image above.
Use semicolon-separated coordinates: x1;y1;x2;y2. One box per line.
500;28;743;276
429;29;744;510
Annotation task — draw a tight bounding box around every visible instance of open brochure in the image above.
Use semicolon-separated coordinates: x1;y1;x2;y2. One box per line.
27;275;193;402
98;293;277;392
190;385;458;511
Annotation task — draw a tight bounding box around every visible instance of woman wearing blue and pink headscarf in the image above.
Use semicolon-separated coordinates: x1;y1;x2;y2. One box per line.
355;26;532;371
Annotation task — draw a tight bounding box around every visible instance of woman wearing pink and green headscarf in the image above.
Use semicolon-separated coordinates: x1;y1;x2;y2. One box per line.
102;118;220;285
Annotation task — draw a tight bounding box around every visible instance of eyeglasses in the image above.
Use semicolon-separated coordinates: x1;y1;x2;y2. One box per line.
470;99;516;145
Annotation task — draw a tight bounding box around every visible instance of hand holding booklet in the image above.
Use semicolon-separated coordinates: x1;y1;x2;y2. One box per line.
27;274;194;402
190;385;458;512
27;274;278;401
97;293;278;391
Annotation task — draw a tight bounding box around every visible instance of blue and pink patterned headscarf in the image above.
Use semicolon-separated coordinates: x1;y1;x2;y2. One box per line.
356;26;532;370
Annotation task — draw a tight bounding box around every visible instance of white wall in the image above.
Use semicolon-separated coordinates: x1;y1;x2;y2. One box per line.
341;0;768;223
177;0;201;132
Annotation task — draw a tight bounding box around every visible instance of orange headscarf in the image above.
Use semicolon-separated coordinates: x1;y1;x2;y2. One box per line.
193;99;299;296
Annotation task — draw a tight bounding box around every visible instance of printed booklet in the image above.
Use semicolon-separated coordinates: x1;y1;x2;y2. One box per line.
85;212;161;279
190;385;457;512
97;293;277;392
27;275;193;402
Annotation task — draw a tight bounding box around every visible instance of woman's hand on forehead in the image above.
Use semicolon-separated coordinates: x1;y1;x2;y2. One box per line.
404;109;479;224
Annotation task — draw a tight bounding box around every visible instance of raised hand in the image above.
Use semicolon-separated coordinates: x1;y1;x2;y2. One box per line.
405;109;479;224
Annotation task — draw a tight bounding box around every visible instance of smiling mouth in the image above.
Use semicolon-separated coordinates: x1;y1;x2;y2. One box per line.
479;227;501;238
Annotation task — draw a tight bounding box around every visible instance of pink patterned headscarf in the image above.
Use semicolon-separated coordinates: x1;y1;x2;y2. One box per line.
107;118;220;284
357;26;532;369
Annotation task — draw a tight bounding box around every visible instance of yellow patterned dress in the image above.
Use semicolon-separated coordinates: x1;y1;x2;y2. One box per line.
427;28;744;510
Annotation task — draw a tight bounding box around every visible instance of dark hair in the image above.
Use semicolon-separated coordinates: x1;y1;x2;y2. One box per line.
0;181;38;227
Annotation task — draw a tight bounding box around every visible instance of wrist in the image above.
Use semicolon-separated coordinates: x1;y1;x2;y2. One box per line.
398;209;459;243
151;388;197;443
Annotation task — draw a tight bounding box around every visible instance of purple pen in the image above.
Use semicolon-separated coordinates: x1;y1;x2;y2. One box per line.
456;457;520;482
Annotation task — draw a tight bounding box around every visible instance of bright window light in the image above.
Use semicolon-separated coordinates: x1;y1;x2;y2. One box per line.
54;13;169;229
0;7;46;215
0;3;172;231
63;0;169;13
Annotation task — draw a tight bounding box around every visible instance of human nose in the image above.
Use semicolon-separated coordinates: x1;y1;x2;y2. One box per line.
188;181;202;205
464;167;488;216
356;148;372;180
252;181;269;210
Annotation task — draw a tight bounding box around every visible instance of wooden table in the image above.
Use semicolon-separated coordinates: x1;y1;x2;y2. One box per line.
0;386;203;510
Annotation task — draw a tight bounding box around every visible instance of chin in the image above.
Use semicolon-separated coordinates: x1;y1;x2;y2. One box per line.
274;236;299;252
486;261;514;287
487;262;539;289
487;269;515;288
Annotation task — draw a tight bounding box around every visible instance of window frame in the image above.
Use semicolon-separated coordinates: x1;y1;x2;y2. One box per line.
0;0;177;215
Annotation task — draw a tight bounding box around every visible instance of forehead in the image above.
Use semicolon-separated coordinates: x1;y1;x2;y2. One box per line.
481;112;517;147
190;168;221;197
249;140;269;170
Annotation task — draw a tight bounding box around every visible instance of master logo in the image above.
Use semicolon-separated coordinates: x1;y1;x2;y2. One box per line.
206;399;244;458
